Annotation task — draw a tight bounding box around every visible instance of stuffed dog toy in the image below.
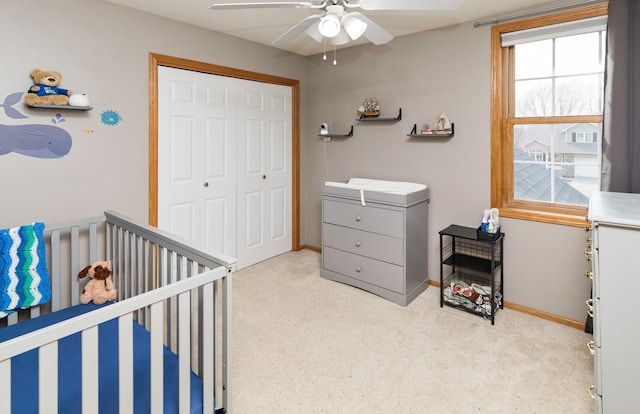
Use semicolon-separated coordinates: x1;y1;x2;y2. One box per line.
78;260;117;305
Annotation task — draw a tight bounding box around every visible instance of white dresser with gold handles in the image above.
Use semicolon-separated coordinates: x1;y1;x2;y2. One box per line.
588;191;640;413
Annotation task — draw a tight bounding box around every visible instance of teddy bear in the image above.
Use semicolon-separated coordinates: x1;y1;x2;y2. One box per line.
78;260;117;305
24;68;73;106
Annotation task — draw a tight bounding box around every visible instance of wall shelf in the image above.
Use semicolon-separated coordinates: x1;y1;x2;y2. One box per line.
28;104;93;111
356;108;402;122
408;122;454;138
318;125;353;138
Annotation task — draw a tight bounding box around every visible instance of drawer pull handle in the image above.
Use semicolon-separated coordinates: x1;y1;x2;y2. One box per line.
585;236;592;243
586;299;594;317
355;240;362;247
587;341;595;355
355;215;362;222
355;265;362;273
588;385;595;399
585;270;593;279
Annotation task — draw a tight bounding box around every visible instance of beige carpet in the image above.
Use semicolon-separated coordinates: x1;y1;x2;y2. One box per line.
231;249;594;413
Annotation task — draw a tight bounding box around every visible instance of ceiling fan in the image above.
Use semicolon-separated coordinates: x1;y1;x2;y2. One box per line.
209;0;463;49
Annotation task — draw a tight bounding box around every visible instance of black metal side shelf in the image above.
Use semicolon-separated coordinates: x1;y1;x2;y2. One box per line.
439;224;504;325
443;251;501;274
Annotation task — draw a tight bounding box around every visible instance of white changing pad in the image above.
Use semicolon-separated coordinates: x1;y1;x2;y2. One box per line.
324;178;427;195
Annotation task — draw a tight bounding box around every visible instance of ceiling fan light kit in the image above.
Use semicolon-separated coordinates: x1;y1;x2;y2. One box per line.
342;14;367;40
318;12;341;37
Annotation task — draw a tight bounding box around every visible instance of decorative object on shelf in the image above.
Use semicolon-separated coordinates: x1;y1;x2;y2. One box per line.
319;122;329;135
435;112;452;133
358;97;380;118
68;93;91;107
357;107;402;122
408;122;454;137
24;69;73;106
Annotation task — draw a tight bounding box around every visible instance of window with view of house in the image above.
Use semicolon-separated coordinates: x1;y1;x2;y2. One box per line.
491;4;608;227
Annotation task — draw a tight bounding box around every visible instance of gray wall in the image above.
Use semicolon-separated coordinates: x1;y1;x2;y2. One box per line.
0;0;309;226
303;22;591;323
1;1;591;323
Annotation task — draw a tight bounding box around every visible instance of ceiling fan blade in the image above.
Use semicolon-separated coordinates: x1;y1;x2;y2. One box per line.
272;14;323;45
209;1;317;10
358;0;463;11
347;12;393;45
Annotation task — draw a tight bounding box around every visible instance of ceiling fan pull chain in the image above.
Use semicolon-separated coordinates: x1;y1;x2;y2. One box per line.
333;45;337;65
323;37;327;61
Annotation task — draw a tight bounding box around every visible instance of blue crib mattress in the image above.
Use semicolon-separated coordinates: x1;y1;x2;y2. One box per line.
0;303;205;414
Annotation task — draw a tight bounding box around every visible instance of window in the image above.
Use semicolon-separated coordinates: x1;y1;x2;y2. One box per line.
572;131;598;143
491;4;608;227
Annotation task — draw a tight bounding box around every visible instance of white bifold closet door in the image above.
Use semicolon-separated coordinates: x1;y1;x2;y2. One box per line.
157;66;292;270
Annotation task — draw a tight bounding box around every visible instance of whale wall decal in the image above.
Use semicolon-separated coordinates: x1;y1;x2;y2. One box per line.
1;92;72;159
0;123;72;158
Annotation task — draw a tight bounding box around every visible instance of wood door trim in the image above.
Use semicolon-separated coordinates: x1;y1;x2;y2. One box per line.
148;52;301;250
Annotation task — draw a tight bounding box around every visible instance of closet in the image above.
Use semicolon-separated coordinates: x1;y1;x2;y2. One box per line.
157;66;292;269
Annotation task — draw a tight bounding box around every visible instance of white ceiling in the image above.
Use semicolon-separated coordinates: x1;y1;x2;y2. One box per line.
103;0;601;56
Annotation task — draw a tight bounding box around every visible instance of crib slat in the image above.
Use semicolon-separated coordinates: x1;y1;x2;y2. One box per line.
82;326;99;414
0;359;10;413
71;226;80;305
178;290;191;414
39;341;58;414
202;280;215;414
119;313;134;413
150;301;164;414
222;269;232;413
89;222;98;266
50;229;61;311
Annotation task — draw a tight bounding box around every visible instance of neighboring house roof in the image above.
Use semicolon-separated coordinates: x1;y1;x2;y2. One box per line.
514;148;590;205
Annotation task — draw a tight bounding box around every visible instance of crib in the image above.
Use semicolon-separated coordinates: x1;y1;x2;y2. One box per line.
0;211;234;413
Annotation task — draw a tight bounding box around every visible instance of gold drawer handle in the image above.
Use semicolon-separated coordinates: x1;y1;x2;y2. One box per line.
586;299;594;317
588;385;595;399
585;236;592;243
587;340;595;355
585;224;592;232
585;270;593;279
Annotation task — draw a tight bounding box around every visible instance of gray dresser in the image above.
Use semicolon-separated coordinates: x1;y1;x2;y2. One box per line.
321;179;430;306
588;191;640;413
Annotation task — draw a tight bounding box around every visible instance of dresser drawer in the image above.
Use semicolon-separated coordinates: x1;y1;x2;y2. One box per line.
323;199;403;237
323;223;403;265
323;247;404;294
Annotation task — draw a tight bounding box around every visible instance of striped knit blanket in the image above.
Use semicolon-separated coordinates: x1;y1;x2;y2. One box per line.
0;222;51;319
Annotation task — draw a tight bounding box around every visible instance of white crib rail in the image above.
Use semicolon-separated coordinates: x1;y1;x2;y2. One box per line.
0;267;225;413
0;210;235;414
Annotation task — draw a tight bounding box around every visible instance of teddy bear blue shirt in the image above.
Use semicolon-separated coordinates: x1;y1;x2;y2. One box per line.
29;84;70;97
